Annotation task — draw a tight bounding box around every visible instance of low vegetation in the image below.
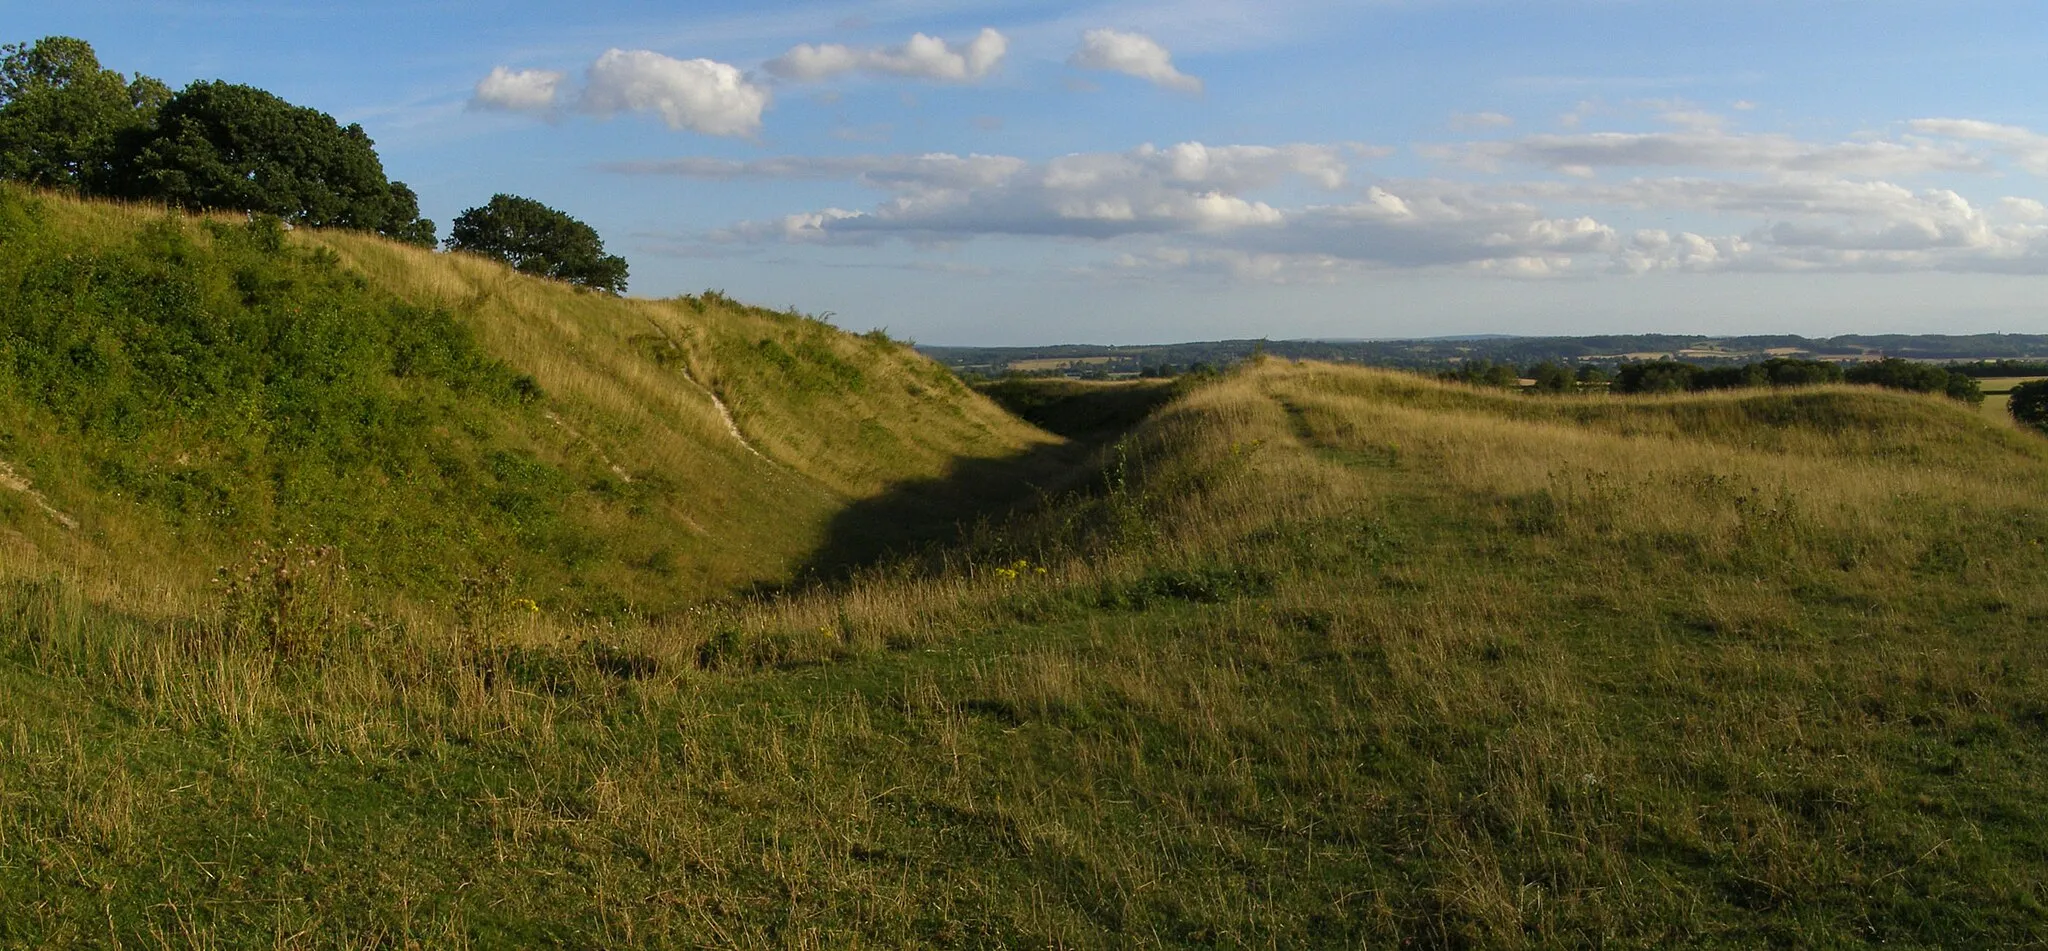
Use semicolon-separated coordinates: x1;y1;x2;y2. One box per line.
6;220;2048;946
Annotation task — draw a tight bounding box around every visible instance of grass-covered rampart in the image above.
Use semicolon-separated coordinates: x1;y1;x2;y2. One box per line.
7;188;2048;945
6;331;2048;945
0;185;1048;623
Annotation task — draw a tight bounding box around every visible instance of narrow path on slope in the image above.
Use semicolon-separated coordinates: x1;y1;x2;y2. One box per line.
0;459;77;530
638;315;764;459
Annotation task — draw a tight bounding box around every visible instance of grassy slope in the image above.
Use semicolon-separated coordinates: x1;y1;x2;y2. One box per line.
6;348;2048;946
0;186;1049;620
4;189;2048;938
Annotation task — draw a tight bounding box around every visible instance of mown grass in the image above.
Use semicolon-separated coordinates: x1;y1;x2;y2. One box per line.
5;349;2048;946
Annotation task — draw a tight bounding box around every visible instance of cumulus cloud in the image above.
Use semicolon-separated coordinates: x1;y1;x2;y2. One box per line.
580;49;769;136
470;50;768;136
765;28;1007;83
472;67;564;114
1068;29;1203;93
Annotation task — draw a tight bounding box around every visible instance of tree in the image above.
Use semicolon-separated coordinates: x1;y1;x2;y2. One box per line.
1613;360;1699;394
2011;380;2048;435
1441;359;1519;388
0;36;163;191
109;80;434;245
1526;361;1574;392
1758;357;1842;387
445;194;628;294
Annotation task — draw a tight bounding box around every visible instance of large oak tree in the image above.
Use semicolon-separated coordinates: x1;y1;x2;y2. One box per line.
110;80;434;245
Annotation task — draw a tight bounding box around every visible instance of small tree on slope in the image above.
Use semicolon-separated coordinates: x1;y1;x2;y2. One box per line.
444;194;628;294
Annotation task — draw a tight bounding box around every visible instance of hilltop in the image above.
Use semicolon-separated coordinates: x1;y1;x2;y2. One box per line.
4;190;2048;945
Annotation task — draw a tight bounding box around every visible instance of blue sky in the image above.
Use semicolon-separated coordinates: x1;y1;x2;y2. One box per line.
11;0;2048;344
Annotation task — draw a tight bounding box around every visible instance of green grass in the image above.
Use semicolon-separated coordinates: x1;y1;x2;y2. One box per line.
1977;376;2047;427
6;191;2048;945
0;185;1049;622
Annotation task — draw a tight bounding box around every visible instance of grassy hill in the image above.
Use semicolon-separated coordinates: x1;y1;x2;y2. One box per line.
0;184;1051;621
5;190;2048;945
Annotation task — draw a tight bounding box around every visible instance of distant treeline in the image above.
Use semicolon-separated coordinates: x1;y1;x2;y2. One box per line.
1442;357;1985;404
922;333;2048;378
1945;360;2048;378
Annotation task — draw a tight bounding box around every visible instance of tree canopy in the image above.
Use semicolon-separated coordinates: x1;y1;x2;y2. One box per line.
445;194;628;294
111;80;433;245
0;36;432;246
0;36;165;191
1843;357;1982;405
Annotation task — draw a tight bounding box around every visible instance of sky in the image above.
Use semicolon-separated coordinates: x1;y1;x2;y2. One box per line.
11;0;2048;344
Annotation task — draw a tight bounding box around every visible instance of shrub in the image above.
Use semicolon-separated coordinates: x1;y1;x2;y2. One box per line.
2011;379;2048;434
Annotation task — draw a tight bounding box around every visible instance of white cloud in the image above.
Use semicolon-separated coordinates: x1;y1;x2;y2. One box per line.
472;67;564;114
580;49;770;136
470;51;767;136
765;28;1007;83
1908;118;2048;175
616;117;2048;280
607;153;1032;193
1438;129;1987;178
1068;29;1203;93
615;142;1354;193
629;141;1355;244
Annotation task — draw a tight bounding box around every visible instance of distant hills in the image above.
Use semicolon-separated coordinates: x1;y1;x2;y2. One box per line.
923;333;2048;377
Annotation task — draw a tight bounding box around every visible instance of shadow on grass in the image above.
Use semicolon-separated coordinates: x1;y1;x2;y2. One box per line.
782;379;1183;585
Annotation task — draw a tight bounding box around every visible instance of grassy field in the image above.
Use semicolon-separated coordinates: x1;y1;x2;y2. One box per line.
1006;356;1120;372
1977;376;2046;425
6;188;2048;945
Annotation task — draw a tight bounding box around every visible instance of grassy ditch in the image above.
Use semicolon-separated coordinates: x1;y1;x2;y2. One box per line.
5;361;2048;945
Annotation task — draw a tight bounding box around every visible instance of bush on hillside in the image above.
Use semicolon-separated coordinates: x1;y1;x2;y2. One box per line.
2012;379;2048;434
445;194;628;294
0;185;556;593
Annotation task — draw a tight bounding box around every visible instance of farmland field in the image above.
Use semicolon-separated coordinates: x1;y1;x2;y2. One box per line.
1978;376;2047;424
